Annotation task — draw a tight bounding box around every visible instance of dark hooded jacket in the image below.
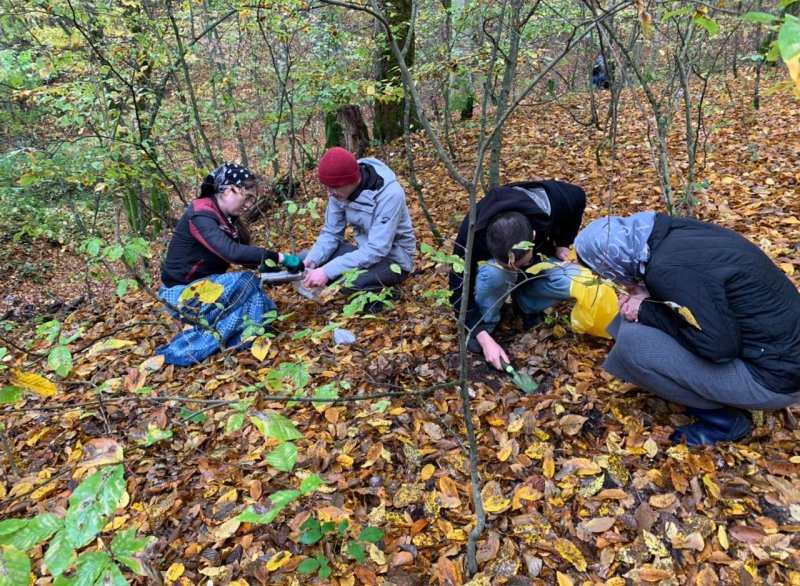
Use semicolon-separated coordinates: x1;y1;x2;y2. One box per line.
637;213;800;393
449;180;586;335
161;197;278;288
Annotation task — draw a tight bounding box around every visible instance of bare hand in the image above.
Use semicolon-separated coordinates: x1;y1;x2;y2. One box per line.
476;331;510;370
303;258;317;270
303;267;329;288
618;292;648;322
555;246;571;262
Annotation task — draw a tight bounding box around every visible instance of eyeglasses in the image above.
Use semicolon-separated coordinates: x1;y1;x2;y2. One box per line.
223;185;257;202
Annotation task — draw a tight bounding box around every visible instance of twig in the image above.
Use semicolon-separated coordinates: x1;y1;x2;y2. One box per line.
0;426;19;477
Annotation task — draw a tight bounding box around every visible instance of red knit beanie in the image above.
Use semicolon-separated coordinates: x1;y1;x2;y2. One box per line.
318;147;360;187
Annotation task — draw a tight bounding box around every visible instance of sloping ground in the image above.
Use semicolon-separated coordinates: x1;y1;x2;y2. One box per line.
1;75;799;586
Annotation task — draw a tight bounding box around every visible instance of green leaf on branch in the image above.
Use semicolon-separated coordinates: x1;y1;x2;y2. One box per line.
300;473;324;495
663;7;693;19
739;11;781;23
297;557;320;574
265;442;298;473
110;526;151;557
0;387;24;404
694;15;719;36
64;465;125;549
778;14;800;61
358;526;384;543
251;412;304;441
47;346;72;378
0;514;62;552
347;541;366;562
43;531;75;578
0;545;30;586
142;425;173;447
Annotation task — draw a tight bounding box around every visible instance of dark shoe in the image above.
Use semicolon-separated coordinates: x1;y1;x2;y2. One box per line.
670;407;752;446
521;312;544;331
467;337;482;354
511;296;543;331
365;300;388;314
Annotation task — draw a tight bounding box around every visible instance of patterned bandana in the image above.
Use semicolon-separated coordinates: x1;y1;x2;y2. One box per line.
211;163;255;191
574;211;657;285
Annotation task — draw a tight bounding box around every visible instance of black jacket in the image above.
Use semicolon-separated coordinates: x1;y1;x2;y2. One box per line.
640;213;800;393
160;198;278;288
449;180;586;334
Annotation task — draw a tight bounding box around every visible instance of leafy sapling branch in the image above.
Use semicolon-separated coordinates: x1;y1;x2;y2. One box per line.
296;517;384;580
0;464;153;585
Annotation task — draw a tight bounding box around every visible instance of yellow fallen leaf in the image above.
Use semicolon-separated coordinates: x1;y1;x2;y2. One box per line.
556;571;574;586
497;443;513;462
86;338;136;356
554;537;587;571
212;518;240;541
483;494;511;514
251;337;272;361
165;562;185;583
420;464;435;481
369;543;387;565
199;566;226;578
718;525;729;550
543;449;555;479
178;279;224;304
10;369;58;397
266;551;293;571
780;263;795;276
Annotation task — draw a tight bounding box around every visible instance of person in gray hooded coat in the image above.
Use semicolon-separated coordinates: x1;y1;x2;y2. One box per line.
302;147;416;296
575;212;800;446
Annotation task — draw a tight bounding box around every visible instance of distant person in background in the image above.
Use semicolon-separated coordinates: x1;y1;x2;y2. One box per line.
158;163;302;366
575;212;800;446
301;147;416;309
592;53;611;89
449;180;586;370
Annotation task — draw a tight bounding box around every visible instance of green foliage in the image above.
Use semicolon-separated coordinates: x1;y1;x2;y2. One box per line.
0;465;152;585
236;473;324;525
33;320;82;378
296;517;384;578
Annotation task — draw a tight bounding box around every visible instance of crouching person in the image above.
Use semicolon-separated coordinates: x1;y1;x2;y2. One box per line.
449;180;586;369
575;212;800;446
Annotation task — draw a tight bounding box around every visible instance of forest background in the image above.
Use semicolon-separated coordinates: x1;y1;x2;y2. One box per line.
0;0;799;585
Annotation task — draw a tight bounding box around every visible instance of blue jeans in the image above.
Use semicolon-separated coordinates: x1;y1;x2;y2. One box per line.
475;258;580;333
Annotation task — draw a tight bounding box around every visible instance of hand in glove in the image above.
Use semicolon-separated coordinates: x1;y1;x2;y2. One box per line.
280;254;303;273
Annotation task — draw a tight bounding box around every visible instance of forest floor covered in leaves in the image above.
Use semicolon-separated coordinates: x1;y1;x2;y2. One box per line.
1;76;800;585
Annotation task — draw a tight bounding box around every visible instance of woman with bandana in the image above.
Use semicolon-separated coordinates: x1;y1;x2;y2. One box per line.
574;212;800;446
158;163;302;366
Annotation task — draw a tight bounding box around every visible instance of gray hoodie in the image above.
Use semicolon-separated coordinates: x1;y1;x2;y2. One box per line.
307;158;416;279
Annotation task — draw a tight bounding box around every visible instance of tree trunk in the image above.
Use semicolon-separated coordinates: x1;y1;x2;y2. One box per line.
336;105;370;157
373;0;415;143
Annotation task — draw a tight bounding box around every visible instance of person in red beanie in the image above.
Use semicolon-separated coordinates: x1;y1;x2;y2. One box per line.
302;147;416;308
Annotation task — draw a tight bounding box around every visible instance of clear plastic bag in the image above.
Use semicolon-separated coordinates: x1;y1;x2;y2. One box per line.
570;266;618;339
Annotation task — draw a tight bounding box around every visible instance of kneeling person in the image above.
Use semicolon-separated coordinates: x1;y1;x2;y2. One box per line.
449;180;586;369
302;147;416;304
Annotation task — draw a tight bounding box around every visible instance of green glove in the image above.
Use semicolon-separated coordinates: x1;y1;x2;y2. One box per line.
281;254;303;273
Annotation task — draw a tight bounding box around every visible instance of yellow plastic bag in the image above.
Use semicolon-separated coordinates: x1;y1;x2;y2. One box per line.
570;266;618;339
